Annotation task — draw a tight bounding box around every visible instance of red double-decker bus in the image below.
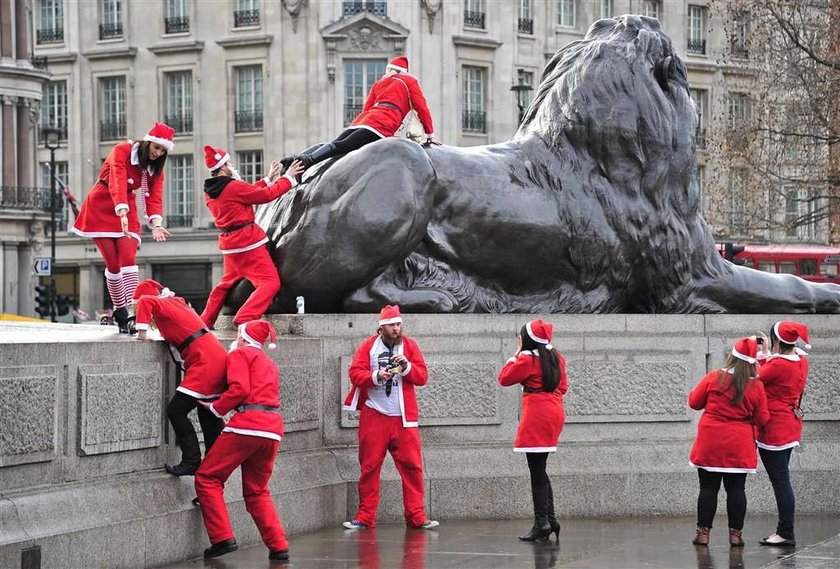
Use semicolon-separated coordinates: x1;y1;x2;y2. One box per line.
717;244;840;284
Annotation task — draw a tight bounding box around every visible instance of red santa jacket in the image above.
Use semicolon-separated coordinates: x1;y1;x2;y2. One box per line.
350;73;434;138
344;335;428;428
688;369;770;472
210;345;284;441
498;351;569;395
71;141;164;242
135;294;227;398
203;173;297;254
755;352;808;450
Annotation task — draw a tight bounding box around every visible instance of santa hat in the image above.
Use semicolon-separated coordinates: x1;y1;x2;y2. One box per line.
132;279;175;300
773;320;811;349
378;305;402;326
142;122;175;152
204;144;230;171
239;320;277;350
731;336;758;364
386;56;409;73
525;319;554;350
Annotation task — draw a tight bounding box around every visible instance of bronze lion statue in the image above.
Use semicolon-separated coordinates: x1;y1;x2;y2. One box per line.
242;15;840;314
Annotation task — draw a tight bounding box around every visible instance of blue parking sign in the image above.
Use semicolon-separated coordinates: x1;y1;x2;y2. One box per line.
34;258;51;276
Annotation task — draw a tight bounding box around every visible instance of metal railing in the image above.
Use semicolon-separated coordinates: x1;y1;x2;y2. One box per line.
165;114;193;135
37;27;64;44
462;110;486;133
344;105;362;126
165;16;190;34
687;39;706;54
234;110;263;133
40;120;68;142
234;9;260;27
518;18;533;34
0;187;51;212
464;10;485;29
99;22;123;39
166;215;193;228
100;120;126;141
342;1;387;18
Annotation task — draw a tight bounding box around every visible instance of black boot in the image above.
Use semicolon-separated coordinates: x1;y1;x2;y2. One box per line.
546;480;561;541
204;538;238;559
299;142;337;169
113;307;130;333
165;433;201;476
520;484;552;541
280;144;324;173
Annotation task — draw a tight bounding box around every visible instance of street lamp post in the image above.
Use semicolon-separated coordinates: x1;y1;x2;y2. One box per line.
43;125;62;323
510;73;534;125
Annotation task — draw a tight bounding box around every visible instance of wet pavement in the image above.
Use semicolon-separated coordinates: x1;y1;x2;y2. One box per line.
158;515;840;569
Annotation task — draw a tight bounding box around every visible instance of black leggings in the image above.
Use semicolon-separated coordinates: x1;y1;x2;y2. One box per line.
697;468;747;530
166;392;223;453
329;128;381;156
526;452;550;486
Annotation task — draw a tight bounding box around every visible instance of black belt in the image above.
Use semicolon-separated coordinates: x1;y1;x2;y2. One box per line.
236;404;281;413
374;102;400;110
523;386;546;394
177;328;210;353
219;222;254;234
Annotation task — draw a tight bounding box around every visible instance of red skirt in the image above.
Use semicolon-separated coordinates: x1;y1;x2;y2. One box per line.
514;392;565;452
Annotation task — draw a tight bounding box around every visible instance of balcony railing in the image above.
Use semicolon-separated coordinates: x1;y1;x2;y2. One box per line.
100;120;126;141
518;18;533;34
37;27;64;44
687;39;706;54
730;43;749;59
234;110;263;133
99;22;123;39
342;1;387;18
0;187;51;212
165;113;193;135
462;110;486;133
234;9;260;27
464;10;485;29
40;120;68;142
166;214;193;228
344;105;362;126
165;16;190;34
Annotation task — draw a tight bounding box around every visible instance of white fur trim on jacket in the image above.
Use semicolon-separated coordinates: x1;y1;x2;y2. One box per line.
220;237;269;255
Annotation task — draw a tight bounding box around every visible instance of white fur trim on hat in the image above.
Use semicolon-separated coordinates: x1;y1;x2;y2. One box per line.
142;134;174;152
525;321;549;344
238;323;263;349
386;63;408;73
209;153;230;172
731;347;756;365
159;287;175;299
379;316;402;326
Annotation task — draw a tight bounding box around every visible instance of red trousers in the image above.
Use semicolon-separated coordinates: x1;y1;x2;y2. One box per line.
194;432;288;551
201;245;280;328
355;405;427;527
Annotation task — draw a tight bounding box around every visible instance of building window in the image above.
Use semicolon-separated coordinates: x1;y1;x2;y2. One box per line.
234;65;263;133
344;59;386;126
237;151;263;182
786;189;818;240
599;0;612;19
640;0;659;20
40;81;68;141
558;0;575;28
342;1;387;18
689;88;707;149
464;0;485;30
166;155;194;228
152;263;211;313
518;0;533;34
729;10;749;58
729;168;748;230
462;66;486;134
165;71;193;135
687;5;706;54
99;76;126;141
99;0;123;39
728;92;749;126
234;0;260;27
165;0;189;33
40;161;70;231
37;0;64;44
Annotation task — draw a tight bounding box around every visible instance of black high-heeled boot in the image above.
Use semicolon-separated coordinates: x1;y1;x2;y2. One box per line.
520;484;552;541
546;480;561;541
113;307;130;334
299;142;337;169
279;143;324;174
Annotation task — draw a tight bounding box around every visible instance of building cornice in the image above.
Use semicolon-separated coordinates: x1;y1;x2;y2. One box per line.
452;35;503;49
83;47;138;60
147;41;205;55
41;52;79;64
216;35;273;49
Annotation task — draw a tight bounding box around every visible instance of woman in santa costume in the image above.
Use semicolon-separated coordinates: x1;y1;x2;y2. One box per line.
71;123;174;333
688;336;770;547
133;279;227;476
280;56;438;171
195;320;290;562
754;321;810;547
498;319;568;542
200;145;304;328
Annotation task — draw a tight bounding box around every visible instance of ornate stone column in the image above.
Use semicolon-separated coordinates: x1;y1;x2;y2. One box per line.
15;0;27;60
1;96;16;186
17;98;35;188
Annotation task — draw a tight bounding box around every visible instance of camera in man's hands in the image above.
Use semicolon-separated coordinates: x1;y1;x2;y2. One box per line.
386;356;404;375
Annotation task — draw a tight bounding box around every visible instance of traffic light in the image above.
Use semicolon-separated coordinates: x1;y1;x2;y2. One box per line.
725;243;747;266
34;285;51;318
55;294;71;316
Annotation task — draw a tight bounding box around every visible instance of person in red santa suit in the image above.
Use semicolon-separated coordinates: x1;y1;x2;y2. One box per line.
498;319;568;542
194;320;290;561
280;56;438;171
132;279;227;476
688;336;770;547
200;146;304;328
754;321;810;547
342;305;439;530
71;123;174;334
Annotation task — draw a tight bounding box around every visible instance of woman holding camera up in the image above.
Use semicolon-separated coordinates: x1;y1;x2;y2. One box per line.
755;321;810;547
498;319;568;542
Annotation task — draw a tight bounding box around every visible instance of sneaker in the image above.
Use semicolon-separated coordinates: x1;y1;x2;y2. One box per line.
416;519;439;530
759;533;796;547
343;519;368;530
203;538;238;559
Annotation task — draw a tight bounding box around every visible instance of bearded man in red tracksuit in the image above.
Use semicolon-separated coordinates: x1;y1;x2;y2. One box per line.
133;279;227;476
342;305;439;531
195;320;290;561
200;145;304;328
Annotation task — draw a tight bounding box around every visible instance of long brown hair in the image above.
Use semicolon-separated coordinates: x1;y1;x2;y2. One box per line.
137;140;168;176
717;354;756;405
519;324;560;391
